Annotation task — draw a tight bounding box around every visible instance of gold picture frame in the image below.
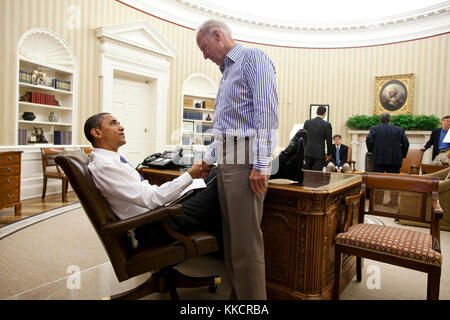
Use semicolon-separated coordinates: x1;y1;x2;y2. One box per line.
374;73;414;115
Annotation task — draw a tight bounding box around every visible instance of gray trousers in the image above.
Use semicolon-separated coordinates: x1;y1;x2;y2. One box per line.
217;138;267;300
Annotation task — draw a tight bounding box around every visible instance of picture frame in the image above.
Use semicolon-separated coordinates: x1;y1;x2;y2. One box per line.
374;73;414;115
310;104;329;122
182;121;194;133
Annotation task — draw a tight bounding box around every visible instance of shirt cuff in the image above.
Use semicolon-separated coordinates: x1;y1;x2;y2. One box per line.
253;156;271;172
178;172;193;186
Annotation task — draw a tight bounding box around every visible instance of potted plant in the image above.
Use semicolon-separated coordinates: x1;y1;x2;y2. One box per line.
345;114;440;131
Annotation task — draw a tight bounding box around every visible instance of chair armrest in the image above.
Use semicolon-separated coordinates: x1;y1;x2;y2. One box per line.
430;193;443;252
339;189;366;233
99;204;182;236
162;220;198;258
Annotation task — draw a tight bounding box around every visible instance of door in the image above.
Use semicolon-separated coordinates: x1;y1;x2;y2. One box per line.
112;71;157;167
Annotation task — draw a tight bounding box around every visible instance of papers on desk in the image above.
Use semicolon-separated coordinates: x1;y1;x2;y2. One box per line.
166;179;206;206
181;178;206;196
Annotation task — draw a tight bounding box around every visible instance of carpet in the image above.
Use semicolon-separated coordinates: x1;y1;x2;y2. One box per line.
0;203;82;240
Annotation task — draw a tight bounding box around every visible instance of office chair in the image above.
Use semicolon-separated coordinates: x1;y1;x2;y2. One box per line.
55;155;221;300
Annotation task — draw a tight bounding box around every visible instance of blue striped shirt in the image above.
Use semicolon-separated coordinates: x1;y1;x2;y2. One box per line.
204;43;279;171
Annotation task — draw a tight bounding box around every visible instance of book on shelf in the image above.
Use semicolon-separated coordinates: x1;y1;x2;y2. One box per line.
54;130;72;145
183;110;203;121
19;70;32;84
18;128;27;145
53;79;71;91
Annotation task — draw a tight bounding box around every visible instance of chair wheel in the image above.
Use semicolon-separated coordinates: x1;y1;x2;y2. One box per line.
209;285;217;293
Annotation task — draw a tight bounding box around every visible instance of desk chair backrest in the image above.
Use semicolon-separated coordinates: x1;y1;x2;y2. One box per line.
55;155;128;278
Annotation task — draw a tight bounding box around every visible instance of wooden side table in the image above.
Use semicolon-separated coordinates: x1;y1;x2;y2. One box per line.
0;151;23;214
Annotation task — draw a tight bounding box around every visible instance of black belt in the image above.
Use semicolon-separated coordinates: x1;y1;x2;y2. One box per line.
438;150;447;153
222;136;250;164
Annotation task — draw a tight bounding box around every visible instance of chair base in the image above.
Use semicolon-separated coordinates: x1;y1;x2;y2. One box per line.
106;266;221;300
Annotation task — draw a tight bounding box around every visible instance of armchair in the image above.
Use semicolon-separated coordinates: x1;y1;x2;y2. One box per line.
399;166;450;231
55;155;221;300
334;172;443;300
400;148;424;174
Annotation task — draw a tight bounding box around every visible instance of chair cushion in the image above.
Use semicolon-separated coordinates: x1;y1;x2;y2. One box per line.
335;224;442;267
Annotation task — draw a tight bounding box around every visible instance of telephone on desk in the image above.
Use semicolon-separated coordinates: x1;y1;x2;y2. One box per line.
142;148;182;169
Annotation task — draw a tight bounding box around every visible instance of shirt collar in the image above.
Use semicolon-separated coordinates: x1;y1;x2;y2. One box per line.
220;43;243;73
91;147;122;162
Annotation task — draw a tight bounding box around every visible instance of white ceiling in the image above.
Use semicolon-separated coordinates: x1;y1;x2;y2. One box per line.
122;0;450;47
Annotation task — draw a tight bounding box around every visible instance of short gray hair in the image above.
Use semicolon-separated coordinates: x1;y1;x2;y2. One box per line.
380;112;391;124
196;19;232;38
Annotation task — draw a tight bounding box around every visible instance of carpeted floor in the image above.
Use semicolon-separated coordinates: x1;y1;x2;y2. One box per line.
0;206;448;300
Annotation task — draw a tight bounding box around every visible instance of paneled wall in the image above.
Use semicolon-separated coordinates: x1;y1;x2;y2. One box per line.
1;0;449;149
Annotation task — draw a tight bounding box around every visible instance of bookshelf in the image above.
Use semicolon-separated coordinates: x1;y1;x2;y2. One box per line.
16;29;76;146
181;94;215;147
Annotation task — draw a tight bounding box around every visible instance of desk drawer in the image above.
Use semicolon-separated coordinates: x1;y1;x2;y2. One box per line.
0;164;20;178
0;153;21;166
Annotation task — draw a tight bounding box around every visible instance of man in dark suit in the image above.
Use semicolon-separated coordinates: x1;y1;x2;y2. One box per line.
326;134;351;173
421;115;450;164
303;106;332;171
366;113;409;173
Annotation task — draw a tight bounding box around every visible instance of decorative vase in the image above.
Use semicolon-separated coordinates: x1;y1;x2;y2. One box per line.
48;111;59;122
22;112;36;121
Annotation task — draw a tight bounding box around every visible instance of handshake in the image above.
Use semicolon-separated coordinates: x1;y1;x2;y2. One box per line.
187;160;213;179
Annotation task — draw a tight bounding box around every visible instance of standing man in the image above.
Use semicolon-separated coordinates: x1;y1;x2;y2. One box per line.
366;112;409;173
326;134;351;173
421;115;450;164
303;106;332;171
196;19;278;300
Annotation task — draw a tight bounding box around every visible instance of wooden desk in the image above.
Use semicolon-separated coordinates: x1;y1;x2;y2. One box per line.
140;167;362;300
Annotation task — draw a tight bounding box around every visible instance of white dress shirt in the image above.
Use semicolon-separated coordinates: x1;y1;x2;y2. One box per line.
88;148;192;220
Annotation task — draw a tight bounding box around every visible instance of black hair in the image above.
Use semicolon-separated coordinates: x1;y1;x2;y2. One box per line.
83;112;110;144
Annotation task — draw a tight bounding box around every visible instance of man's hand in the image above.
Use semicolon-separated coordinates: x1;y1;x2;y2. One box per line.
325;154;331;161
249;169;268;194
187;163;204;179
188;159;212;179
420;146;426;151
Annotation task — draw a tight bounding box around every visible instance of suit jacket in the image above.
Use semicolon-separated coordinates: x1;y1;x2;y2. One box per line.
424;128;443;160
366;123;409;166
303;116;332;159
329;143;348;167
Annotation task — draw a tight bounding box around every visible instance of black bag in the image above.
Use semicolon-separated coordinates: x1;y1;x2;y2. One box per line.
269;129;307;183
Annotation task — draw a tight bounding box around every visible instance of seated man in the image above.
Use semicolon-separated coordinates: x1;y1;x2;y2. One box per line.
326;134;351;173
84;112;221;249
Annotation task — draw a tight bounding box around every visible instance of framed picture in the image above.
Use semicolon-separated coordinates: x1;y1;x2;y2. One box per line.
374;73;414;115
310;104;329;122
182;121;194;133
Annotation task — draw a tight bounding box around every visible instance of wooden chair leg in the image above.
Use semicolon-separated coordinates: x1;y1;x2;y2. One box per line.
62;178;68;202
333;246;342;299
427;272;440;300
42;176;47;199
356;257;362;282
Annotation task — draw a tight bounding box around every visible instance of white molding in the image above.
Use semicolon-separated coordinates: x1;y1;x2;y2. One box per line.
121;0;450;48
96;21;177;152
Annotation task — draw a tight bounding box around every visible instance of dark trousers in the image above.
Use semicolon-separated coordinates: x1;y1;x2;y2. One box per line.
304;157;325;171
135;167;222;248
373;163;401;174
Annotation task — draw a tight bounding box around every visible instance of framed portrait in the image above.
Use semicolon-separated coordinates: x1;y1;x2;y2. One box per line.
310;104;329;122
374;73;414;115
